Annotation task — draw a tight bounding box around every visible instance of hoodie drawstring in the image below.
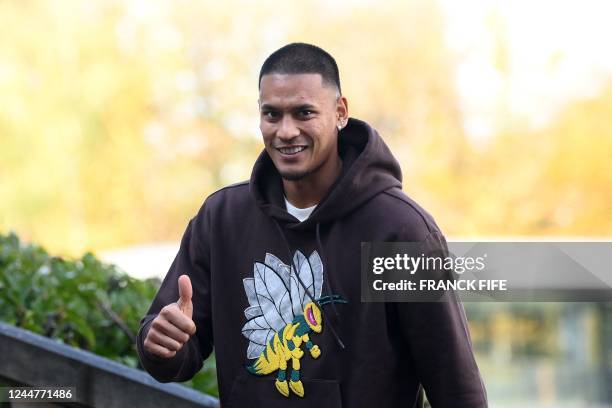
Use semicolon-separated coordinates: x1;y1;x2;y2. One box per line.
315;222;341;321
271;219;346;350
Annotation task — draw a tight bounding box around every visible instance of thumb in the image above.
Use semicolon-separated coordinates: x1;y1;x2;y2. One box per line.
177;274;193;319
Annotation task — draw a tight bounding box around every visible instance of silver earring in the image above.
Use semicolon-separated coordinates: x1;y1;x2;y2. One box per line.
337;123;342;131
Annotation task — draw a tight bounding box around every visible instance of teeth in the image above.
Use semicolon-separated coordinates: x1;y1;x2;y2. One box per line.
278;146;306;155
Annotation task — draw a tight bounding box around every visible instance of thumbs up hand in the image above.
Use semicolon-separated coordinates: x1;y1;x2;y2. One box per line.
144;275;197;359
177;274;193;320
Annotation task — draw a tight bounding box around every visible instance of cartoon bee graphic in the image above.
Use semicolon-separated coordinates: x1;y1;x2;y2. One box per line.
241;251;346;398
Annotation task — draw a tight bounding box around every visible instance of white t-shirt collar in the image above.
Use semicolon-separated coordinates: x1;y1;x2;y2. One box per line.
284;197;317;222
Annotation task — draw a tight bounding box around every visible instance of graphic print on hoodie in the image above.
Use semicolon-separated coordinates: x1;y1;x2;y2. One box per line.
137;117;488;408
242;251;347;398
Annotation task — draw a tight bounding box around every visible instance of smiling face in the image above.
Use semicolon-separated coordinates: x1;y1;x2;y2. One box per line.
259;73;348;182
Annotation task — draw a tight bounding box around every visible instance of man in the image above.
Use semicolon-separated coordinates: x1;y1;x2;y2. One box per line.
137;43;487;407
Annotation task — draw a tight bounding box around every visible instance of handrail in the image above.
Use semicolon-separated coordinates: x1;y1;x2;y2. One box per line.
0;321;219;407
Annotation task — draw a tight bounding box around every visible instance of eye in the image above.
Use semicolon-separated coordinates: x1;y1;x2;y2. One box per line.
262;110;279;120
298;110;314;118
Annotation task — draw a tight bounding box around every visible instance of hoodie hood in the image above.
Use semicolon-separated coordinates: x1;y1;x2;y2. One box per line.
249;117;402;228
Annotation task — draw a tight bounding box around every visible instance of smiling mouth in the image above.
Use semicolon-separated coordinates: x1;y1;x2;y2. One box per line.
306;306;317;326
276;146;307;155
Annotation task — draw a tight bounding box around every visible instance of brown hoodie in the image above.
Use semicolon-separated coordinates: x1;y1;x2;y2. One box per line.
137;117;488;407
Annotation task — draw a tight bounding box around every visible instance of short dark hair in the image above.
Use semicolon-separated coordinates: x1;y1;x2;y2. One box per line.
259;43;341;94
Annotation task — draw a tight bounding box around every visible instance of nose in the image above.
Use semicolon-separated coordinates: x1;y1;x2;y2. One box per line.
276;115;300;141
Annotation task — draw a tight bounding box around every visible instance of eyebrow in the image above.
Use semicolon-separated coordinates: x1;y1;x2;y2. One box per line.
260;103;317;111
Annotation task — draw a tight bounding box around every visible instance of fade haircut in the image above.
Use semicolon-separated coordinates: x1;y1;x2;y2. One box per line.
258;43;341;95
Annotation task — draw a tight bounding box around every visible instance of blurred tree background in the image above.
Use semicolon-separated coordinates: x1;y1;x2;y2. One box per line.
1;0;611;405
2;0;610;255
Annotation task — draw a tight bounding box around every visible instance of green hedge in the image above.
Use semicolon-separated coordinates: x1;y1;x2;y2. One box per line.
0;231;218;396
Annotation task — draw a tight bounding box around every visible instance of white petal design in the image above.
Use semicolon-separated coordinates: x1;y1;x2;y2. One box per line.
244;305;262;319
247;342;266;359
241;315;269;335
241;316;273;359
253;262;292;328
290;250;324;316
264;253;291;289
242;251;324;359
309;251;324;300
243;278;257;306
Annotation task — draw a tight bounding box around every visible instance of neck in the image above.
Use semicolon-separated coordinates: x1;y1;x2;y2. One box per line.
283;155;343;208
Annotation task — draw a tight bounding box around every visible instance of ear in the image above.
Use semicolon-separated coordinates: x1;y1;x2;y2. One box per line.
336;96;349;128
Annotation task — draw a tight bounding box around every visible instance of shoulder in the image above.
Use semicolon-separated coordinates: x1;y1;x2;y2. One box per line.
359;187;444;241
206;180;250;205
381;188;441;233
194;180;252;219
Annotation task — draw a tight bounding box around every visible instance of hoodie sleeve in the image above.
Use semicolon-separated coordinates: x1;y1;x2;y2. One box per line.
136;205;214;383
395;231;488;407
